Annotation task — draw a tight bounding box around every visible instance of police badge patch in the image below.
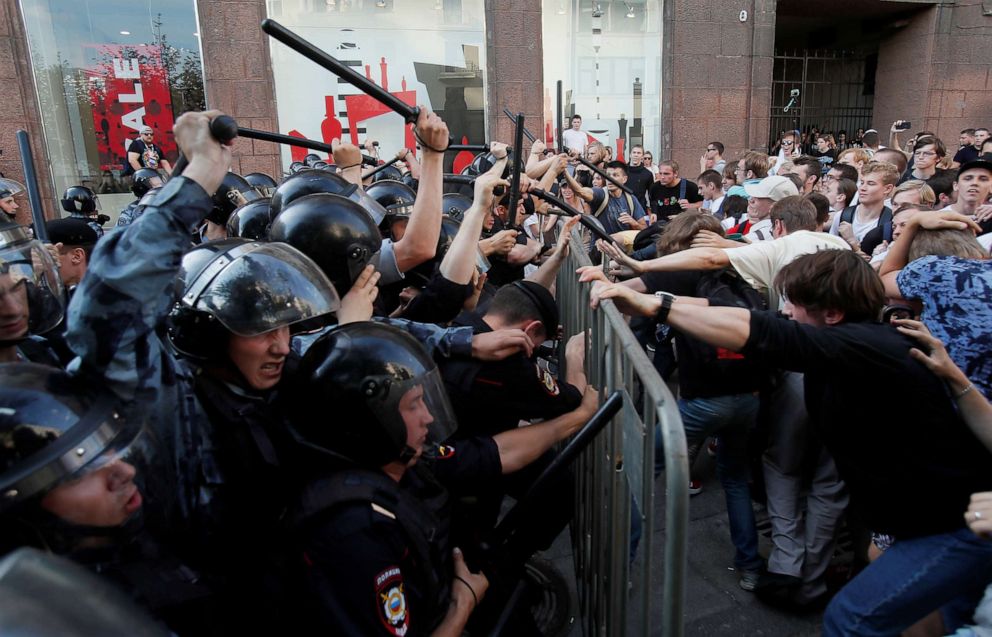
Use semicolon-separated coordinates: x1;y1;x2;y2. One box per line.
375;567;409;636
537;367;560;396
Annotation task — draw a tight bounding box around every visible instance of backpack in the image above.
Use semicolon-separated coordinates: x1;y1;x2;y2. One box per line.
673;269;769;397
839;205;893;243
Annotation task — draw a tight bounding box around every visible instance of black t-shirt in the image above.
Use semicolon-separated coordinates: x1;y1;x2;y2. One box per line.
742;311;992;539
640;269;766;399
127;139;166;170
648;179;702;220
953;145;980;165
625;165;654;208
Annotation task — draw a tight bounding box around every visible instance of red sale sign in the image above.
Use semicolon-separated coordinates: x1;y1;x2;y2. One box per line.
85;44;177;171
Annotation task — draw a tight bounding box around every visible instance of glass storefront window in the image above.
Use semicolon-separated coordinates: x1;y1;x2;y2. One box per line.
265;0;487;173
19;0;205;215
542;0;662;160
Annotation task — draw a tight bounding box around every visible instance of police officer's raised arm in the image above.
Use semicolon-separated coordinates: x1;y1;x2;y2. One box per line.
67;111;232;399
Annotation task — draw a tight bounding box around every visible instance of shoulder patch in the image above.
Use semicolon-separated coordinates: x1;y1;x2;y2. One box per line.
538;367;560;396
375;566;409;636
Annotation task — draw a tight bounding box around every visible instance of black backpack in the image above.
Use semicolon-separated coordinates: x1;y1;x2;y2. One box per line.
672;269;768;398
839;205;893;243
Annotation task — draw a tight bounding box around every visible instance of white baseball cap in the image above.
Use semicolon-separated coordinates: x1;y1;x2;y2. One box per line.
744;175;799;201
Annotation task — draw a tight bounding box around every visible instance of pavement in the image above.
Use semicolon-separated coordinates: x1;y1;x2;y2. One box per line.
539;449;836;636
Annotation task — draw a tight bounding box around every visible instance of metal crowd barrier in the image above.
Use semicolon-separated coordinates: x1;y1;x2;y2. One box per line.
555;227;689;637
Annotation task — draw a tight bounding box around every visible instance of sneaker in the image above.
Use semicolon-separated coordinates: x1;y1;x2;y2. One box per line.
738;569;762;592
707;438;718;457
688;480;703;496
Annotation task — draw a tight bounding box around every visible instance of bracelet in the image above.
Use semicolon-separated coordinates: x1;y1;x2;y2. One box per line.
953;383;975;400
453;575;478;608
654;291;675;323
338;162;362;170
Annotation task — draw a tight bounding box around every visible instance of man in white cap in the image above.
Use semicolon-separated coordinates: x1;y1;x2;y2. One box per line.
127;125;172;174
740;174;800;242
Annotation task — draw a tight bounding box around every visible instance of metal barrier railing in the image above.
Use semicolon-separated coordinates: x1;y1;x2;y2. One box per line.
556;228;689;637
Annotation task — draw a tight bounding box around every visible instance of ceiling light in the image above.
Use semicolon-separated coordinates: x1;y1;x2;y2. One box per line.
434;0;442;9
376;0;386;7
625;3;635;18
591;3;603;18
120;30;131;35
326;0;336;6
557;0;565;14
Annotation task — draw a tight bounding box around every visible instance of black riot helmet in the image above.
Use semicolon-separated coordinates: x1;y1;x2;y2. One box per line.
0;222;64;342
400;172;419;193
287;322;458;467
130;168;162;198
167;240;340;361
441;192;473;222
303;153;323;168
369;165;403;183
0;363;146;518
269;193;381;297
244;172;278;197
60;186;101;214
208;172;263;226
0;178;25;200
366;179;416;231
462;150;514;180
289;161;306;174
226;198;273;240
270;169;359;218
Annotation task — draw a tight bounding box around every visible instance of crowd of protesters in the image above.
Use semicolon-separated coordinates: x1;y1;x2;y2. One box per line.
0;103;989;637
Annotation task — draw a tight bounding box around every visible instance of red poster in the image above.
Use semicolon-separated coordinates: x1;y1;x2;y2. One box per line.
85;44;177;171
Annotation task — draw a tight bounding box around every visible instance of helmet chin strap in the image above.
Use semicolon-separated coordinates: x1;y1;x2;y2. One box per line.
398;445;417;465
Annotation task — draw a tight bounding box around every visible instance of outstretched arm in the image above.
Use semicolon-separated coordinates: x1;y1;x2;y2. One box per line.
493;385;598;474
67;111;232;400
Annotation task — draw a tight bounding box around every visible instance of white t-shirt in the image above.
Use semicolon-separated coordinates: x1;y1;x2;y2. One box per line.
724;230;851;309
828;205;884;241
562;129;588;154
708;195;725;216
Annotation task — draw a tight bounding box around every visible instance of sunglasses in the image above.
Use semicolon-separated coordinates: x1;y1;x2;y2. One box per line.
781;140;795;146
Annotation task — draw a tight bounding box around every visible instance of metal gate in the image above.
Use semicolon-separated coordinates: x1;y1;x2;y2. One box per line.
769;49;875;149
556;226;689;636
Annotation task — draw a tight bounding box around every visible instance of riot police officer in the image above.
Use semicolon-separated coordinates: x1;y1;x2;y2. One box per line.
282;320;596;635
281;322;495;636
0;179;25;222
61;186;109;237
117;168;163;228
0;221;65;365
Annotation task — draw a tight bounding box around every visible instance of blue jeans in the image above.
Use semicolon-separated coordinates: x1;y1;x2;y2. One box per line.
655;393;763;572
824;527;992;636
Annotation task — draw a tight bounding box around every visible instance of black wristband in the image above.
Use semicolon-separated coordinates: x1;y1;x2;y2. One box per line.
655;291;675;323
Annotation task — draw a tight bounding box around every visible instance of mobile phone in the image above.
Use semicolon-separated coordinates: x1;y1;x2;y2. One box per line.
895;121;911;131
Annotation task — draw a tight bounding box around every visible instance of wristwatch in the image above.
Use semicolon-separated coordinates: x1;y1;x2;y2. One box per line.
654;291;676;323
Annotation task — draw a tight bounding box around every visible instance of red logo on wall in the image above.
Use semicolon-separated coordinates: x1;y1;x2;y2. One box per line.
85;45;177;171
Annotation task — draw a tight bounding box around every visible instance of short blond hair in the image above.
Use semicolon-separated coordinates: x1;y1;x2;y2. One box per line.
837;148;872;168
892;180;936;207
860;160;900;186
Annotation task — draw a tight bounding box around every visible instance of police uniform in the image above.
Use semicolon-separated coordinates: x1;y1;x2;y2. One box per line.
293;440;501;636
441;311;583;438
439;309;582;556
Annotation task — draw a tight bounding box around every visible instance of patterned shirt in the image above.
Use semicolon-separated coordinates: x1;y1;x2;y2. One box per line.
897;255;992;399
